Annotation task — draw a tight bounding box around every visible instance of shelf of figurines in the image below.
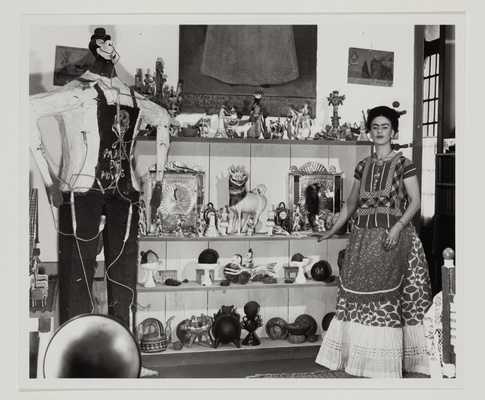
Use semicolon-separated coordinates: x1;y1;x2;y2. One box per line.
137;135;374;147
137;276;337;294
138;231;350;242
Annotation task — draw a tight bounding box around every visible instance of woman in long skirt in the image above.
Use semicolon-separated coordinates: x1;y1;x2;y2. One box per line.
311;106;432;378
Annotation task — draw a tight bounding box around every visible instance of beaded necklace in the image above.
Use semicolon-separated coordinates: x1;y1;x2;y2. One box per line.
372;150;394;190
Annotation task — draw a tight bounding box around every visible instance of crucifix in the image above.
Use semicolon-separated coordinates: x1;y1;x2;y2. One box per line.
327;91;345;137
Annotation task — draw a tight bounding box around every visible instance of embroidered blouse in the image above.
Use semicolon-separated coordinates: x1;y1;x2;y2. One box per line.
353;153;417;229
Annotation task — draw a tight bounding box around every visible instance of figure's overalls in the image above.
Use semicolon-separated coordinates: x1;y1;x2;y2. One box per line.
58;84;140;330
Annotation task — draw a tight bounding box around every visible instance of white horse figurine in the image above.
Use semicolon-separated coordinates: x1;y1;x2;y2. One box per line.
228;165;267;235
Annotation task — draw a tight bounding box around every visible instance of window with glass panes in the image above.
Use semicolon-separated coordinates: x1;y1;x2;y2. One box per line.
423;52;440;138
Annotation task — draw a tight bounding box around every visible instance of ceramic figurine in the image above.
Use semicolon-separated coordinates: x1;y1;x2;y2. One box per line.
266;205;276;236
241;301;263;346
197;207;207;237
165;315;175;344
246;215;255;236
276;202;291;233
223;254;244;282
218;205;230;236
138;197;148;236
225;108;241;139
176;314;213;348
144;69;157;97
296;103;313;140
285;108;298;139
292;203;303;232
247;92;265;139
204;202;219;237
358;120;369;141
194;115;211;138
327;91;345;137
228;165;268;235
139;249;162;288
155;214;163;237
269;118;285;139
243;248;254;269
212;305;242;349
215;105;229;138
174;214;184;237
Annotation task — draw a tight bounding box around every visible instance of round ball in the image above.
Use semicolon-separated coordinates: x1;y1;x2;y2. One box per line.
443;247;455;260
198;248;219;264
244;301;260;319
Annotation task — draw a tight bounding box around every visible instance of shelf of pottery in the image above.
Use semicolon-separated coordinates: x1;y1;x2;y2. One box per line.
132;136;372;346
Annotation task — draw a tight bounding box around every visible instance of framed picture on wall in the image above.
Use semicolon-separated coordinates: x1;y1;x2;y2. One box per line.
53;45;94;86
347;47;394;87
179;25;318;117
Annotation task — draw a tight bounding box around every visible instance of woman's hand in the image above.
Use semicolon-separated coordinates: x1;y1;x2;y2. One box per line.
383;224;402;251
310;231;334;242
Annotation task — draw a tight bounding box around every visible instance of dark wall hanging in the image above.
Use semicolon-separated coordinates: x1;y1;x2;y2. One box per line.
179;25;318;117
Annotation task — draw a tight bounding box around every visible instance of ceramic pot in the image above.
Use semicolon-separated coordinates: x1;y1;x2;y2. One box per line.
212;306;241;349
295;314;318;337
310;260;332;282
322;312;335;332
212;315;241;349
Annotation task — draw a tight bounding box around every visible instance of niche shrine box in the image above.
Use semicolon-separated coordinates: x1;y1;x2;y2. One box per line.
288;162;343;231
144;164;205;235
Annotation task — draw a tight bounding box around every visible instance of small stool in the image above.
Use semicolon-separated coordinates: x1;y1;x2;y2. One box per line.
155;270;178;284
283;266;299;280
196;269;215;285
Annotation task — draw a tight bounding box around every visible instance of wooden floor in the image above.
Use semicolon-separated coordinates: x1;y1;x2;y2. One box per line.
144;357;329;379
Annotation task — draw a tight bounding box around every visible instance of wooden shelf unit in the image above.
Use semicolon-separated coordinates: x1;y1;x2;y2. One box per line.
133;136;372;352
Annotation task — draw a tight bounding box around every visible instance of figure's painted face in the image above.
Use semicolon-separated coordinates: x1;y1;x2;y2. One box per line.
228;168;249;187
96;39;119;63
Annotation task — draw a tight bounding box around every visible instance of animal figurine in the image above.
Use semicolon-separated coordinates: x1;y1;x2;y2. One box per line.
228;165;267;235
176;314;213;348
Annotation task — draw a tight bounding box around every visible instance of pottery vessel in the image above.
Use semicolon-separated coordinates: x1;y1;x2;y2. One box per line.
212;305;241;349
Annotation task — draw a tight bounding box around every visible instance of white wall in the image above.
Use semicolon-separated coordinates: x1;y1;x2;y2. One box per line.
29;24;415;261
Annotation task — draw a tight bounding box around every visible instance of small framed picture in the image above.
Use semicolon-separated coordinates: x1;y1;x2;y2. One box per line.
288;163;343;232
53;45;94;86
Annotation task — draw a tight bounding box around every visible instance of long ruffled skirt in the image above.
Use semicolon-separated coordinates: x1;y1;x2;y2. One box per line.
316;225;432;378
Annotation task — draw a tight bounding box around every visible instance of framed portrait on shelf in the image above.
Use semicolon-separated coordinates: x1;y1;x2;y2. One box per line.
144;167;205;235
288;163;343;231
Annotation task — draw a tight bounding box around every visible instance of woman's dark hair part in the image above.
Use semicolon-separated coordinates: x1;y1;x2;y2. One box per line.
366;106;400;133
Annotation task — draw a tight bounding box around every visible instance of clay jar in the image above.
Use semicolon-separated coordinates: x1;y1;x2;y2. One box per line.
212;305;241;349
